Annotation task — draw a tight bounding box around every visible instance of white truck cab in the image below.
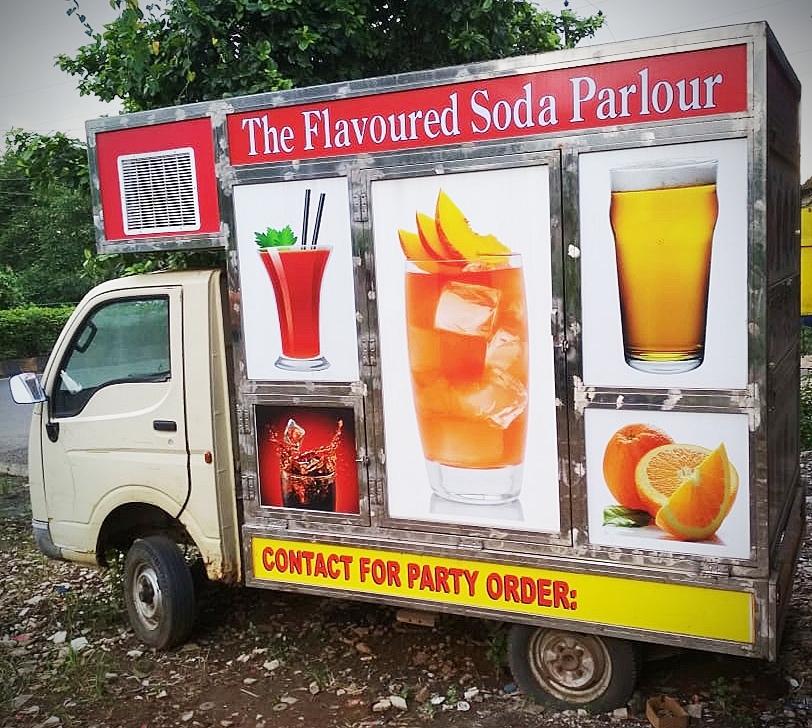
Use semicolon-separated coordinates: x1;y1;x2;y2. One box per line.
17;270;240;645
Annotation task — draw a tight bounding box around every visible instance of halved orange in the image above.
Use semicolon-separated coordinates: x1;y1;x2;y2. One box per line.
720;462;739;520
634;443;710;517
654;444;733;541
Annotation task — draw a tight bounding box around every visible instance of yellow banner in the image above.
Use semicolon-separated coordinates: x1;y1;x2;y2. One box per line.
251;537;753;643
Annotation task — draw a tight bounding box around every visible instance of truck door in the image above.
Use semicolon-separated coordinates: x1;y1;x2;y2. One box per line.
40;287;188;554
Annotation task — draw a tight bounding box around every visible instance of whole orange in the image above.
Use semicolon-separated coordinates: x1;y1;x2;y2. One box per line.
602;424;673;511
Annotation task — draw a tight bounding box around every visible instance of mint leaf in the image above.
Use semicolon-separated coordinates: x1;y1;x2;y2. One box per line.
603;505;652;528
275;226;297;247
255;225;297;248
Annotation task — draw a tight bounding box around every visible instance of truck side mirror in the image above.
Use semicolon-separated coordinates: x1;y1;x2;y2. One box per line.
9;372;46;405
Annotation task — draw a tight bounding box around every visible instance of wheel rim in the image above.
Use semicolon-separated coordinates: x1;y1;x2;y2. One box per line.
131;563;163;631
526;630;612;705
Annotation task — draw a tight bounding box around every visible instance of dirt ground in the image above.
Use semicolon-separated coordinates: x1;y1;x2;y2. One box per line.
2;468;811;728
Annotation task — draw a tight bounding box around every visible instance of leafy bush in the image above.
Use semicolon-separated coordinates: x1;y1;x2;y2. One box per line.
802;325;812;357
0;306;74;360
0;268;25;309
801;375;812;451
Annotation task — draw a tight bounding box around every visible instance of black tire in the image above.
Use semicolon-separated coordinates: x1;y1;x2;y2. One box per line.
507;625;639;713
189;556;210;592
123;536;196;649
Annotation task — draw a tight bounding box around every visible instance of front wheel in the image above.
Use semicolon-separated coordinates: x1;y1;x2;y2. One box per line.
507;625;639;713
123;536;196;649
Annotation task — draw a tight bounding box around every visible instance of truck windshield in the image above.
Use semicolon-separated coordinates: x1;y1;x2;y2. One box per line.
51;296;171;418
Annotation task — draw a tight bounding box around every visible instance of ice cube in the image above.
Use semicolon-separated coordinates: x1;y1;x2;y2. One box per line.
460;370;528;429
283;419;306;448
414;377;460;416
485;329;523;372
434;282;500;338
406;325;443;375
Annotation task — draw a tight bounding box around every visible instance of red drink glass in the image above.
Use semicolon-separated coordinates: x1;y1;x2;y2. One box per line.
259;247;331;371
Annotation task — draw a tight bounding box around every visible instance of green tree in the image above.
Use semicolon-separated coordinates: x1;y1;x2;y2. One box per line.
58;0;605;113
0;132;96;305
0;145;31;274
7;130;90;195
0;267;25;309
53;0;603;278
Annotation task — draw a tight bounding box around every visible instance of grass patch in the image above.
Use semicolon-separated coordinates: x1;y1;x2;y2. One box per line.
59;557;125;634
485;626;508;679
801;375;812;450
0;476;13;496
708;676;753;726
0;652;27;712
801;325;812;357
55;647;115;704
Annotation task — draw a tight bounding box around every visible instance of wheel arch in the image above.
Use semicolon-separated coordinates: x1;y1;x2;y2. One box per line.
96;501;194;564
89;486;230;580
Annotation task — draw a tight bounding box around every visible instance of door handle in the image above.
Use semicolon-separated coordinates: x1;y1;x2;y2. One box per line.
153;420;177;432
46;421;60;442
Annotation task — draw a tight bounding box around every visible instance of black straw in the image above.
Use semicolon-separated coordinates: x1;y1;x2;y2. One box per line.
311;193;326;249
301;188;311;249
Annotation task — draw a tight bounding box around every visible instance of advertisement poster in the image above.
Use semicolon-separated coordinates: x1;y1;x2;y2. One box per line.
579;139;748;390
372;166;560;532
255;405;360;515
233;179;360;382
585;408;750;559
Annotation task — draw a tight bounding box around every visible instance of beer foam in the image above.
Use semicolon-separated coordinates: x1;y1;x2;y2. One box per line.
610;159;717;192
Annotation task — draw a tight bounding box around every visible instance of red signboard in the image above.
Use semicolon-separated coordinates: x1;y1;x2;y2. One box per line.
95;118;220;241
227;45;748;166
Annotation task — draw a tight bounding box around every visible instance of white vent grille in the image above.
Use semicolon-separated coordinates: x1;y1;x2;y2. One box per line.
118;148;201;235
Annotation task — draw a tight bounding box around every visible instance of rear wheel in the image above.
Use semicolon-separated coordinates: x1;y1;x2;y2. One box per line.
507;625;638;713
123;536;196;649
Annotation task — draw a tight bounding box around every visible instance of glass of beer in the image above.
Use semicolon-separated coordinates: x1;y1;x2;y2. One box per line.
610;159;718;373
405;255;529;504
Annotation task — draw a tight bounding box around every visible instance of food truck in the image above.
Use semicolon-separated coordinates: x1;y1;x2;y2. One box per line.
9;21;803;713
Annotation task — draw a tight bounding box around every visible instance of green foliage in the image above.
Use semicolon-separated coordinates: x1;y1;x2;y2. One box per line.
48;0;604;276
0;306;75;360
603;505;652;527
3;130;90;195
48;1;603;278
485;626;508;675
0;267;25;309
58;0;605;112
81;248;226;283
801;375;812;451
708;676;753;726
255;226;297;248
0;132;96;306
801;325;812;356
62;559;125;633
0;652;22;714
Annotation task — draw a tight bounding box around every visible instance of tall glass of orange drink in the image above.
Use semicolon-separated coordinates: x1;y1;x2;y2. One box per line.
610;160;718;373
405;255;529;504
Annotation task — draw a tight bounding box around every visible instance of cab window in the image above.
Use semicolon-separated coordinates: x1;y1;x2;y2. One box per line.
52;297;170;418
